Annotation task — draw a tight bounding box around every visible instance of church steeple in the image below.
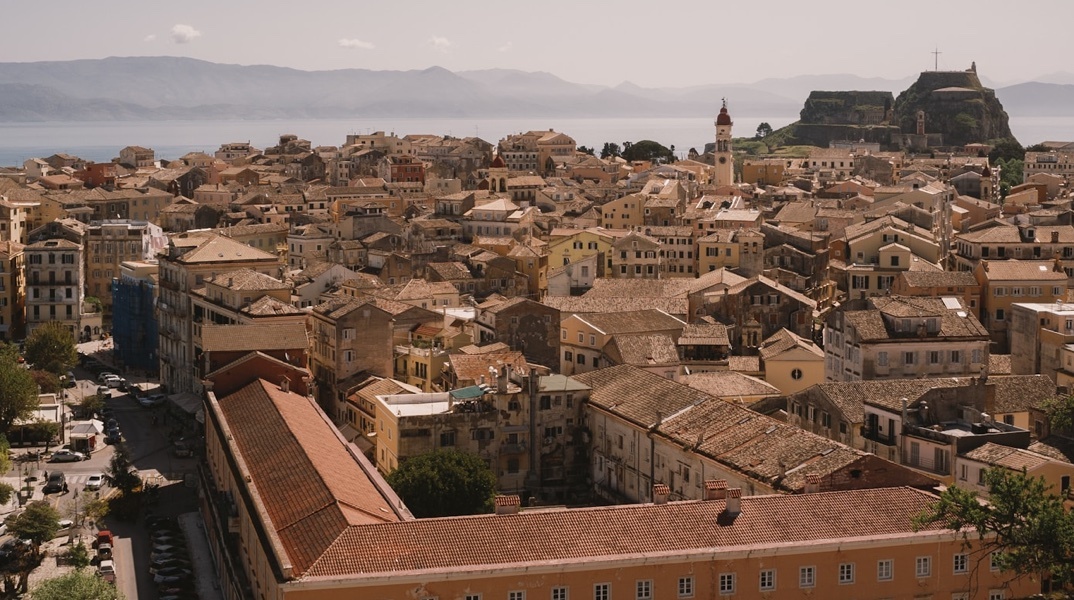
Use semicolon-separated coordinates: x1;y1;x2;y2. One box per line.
714;99;734;187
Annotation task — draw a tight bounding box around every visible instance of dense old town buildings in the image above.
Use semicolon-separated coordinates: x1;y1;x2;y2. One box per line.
4;88;1074;598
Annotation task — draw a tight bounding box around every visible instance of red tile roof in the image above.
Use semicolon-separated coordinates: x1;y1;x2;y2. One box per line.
303;487;942;578
215;379;401;576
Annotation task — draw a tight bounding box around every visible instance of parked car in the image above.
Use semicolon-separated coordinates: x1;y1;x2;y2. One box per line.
50;450;83;463
96;372;117;384
149;558;191;574
85;474;104;491
96;386;111;397
97;559;116;584
106;377;126;389
173;442;193;458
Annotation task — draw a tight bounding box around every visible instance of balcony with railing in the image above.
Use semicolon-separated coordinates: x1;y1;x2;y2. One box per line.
860;424;896;446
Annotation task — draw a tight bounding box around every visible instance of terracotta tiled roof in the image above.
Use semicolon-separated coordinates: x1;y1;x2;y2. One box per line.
242;295;303;317
573;365;706;428
844;296;987;341
979;259;1067;282
458;342;511;354
898;270;979;289
961;442;1052;471
575;309;685;335
605;334;680;367
542;296;688;317
303;486;942;578
728;356;761;373
678;323;730;347
758;328;822;360
207;268;287;291
201;323;308;353
1027;436;1074;464
989;374;1055;412
988;354;1012;375
449;351;527;384
214;379;400;576
177;232;278;263
680;372;781;399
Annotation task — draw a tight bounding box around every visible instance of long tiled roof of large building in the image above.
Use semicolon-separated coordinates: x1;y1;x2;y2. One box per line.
214;379;401;577
301;486;942;579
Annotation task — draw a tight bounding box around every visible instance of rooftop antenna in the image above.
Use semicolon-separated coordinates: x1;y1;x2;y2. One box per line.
932;46;942;71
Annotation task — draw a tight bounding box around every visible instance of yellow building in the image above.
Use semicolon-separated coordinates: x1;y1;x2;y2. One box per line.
547;227;620;270
957;442;1073;499
0;241;25;342
202;370;1039;600
975;259;1068;351
599;193;646;229
758;328;825;396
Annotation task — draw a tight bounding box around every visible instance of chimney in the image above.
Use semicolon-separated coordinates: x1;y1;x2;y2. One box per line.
724;488;742;516
804;473;821;494
1053;230;1060;244
652;483;670;504
494;495;521;515
497;365;509;393
704;479;728;501
279;376;290;393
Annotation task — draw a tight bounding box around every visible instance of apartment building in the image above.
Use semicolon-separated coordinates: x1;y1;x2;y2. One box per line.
309;296;439;421
974;259;1068;351
0;241;25;342
85;220;167;310
824;295;989;382
157;232;281;394
24;239;84;339
110;260;158;373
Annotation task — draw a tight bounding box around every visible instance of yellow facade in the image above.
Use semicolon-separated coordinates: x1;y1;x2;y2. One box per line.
547;229;617;269
276;533;1030;600
600;194;645;229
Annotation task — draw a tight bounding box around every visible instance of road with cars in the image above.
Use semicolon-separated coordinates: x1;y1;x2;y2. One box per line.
39;359;202;599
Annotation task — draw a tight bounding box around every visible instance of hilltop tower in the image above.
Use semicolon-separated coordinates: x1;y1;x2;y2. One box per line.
714;100;734;187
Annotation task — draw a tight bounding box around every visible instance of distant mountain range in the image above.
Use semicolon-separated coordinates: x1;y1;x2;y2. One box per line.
0;56;1070;122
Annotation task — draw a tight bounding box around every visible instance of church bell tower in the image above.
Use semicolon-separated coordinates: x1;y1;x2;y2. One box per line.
714;99;734;187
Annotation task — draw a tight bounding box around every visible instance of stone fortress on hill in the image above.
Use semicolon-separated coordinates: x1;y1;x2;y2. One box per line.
772;63;1015;150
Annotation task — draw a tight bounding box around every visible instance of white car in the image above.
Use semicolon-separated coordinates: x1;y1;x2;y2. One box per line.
85;474;104;491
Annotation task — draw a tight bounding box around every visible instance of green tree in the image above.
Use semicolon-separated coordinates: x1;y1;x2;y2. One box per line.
915;467;1074;585
65;542;90;571
28;370;60;395
8;501;60;548
989;138;1025;164
620;139;674;164
577;145;594;156
1041;393;1074;436
0;345;39;435
755;122;773;139
386;449;497;518
24;322;77;375
78;394;104;420
0;483;14;509
30;570;123;600
80;492;109;528
104;446;141;495
600;142;620;159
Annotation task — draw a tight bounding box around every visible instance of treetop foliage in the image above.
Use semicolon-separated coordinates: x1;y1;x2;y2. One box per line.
385;449;497;518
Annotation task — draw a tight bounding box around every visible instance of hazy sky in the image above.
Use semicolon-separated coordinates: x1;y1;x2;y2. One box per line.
3;1;1070;88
